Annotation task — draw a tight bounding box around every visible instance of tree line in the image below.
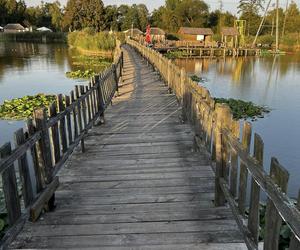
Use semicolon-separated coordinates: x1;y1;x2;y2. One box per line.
1;0;300;36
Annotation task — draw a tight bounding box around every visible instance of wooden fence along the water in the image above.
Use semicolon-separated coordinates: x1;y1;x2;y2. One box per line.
127;39;300;250
0;51;123;248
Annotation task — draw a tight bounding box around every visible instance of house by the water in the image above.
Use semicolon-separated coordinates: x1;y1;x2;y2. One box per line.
178;27;214;47
3;23;25;33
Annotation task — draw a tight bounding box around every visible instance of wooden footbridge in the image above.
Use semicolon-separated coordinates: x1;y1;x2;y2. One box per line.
0;40;299;250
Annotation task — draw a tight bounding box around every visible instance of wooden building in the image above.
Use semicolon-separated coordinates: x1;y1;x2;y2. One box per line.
221;27;239;48
150;27;166;43
3;23;25;33
177;27;214;47
124;28;143;39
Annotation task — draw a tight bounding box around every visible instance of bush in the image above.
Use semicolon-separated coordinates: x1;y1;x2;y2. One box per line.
166;33;180;41
67;31;117;51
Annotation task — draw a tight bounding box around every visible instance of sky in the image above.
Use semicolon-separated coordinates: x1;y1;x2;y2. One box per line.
25;0;239;13
25;0;297;14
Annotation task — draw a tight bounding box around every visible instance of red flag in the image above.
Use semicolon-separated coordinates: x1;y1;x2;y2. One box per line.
145;25;151;44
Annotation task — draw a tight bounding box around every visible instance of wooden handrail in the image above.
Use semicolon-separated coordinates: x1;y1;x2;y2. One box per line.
0;50;123;247
127;38;300;250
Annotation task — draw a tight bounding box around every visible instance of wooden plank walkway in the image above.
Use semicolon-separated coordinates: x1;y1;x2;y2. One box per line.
10;45;245;249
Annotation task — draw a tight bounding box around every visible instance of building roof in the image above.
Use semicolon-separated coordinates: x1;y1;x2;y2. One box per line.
150;27;165;35
221;27;239;36
4;23;25;30
178;27;214;35
124;28;143;36
37;27;53;32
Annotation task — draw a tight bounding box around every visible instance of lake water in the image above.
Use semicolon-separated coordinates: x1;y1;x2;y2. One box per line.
0;42;97;147
175;55;300;197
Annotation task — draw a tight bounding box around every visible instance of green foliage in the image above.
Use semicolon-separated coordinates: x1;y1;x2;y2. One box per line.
150;0;209;32
214;98;270;120
251;203;294;250
63;0;105;31
166;33;180;41
0;94;56;120
118;4;149;31
190;75;201;82
165;50;190;59
71;55;111;68
66;69;95;79
68;31;116;51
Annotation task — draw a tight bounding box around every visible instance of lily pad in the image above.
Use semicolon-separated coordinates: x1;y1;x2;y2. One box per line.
0;94;56;120
214;98;270;120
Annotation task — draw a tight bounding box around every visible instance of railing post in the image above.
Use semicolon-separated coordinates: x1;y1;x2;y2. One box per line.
214;104;230;206
248;133;264;244
95;75;105;124
264;158;289;250
0;143;21;226
33;108;55;210
33;108;53;184
167;59;172;93
238;122;252;215
15;128;34;208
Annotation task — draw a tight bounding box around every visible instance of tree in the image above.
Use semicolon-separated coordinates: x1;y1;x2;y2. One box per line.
104;5;119;31
119;4;149;31
48;1;63;31
63;0;105;31
284;1;300;34
238;0;265;35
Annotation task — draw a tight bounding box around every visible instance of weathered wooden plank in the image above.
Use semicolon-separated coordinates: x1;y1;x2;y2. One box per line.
80;85;88;129
57;94;68;153
264;158;289;250
33;108;53;184
22;219;239;237
14;128;33;207
26;119;44;192
65;95;73;145
247;133;264;244
229;120;240;197
70;90;78;139
238;122;252;215
11;232;244;249
75;85;83;133
85;85;92;123
0;143;21;226
48;102;60;164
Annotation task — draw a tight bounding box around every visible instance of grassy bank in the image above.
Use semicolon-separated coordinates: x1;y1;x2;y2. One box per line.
68;30;116;55
0;32;67;43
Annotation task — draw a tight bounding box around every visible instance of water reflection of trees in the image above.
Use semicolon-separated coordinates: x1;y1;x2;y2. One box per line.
0;42;69;83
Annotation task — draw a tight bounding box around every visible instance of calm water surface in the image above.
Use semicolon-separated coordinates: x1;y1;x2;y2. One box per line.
175;55;300;197
0;42;97;147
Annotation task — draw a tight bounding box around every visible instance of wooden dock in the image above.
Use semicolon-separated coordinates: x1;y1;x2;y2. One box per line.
8;46;245;249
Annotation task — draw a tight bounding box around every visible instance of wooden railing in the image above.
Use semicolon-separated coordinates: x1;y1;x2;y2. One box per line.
0;51;123;248
127;39;300;250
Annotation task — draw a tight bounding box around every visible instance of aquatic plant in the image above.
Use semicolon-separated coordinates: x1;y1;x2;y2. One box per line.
66;69;95;79
214;98;270;120
68;31;116;51
190;75;201;82
165;50;190;59
0;94;56;120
